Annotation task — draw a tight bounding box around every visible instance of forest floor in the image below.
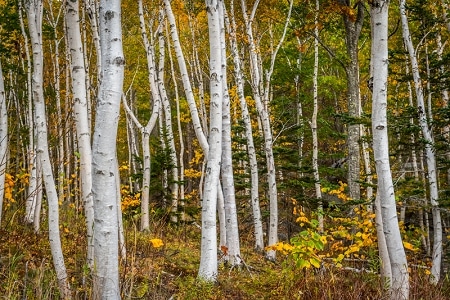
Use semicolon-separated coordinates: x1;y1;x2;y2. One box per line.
1;209;449;300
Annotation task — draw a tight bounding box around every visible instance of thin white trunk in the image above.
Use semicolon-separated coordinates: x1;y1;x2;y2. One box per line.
65;0;95;269
156;13;179;222
312;0;323;232
374;193;393;288
0;61;6;224
227;0;263;251
136;0;161;231
25;0;71;297
220;1;241;266
166;22;185;220
19;1;38;224
92;0;124;297
371;2;409;298
399;0;442;284
164;0;208;155
198;0;223;281
241;0;292;260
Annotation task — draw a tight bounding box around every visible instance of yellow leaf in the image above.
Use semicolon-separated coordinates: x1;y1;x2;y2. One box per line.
150;238;164;248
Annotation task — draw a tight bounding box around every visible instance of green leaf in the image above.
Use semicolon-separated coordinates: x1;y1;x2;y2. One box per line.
309;257;321;269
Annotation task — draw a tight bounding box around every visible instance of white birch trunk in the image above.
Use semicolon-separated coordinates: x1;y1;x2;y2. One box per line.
227;0;263;250
219;1;241;266
164;0;208;155
166;23;186;220
198;0;223;281
371;2;409;298
156;14;179;222
19;1;38;224
241;0;292;260
25;0;71;297
0;61;6;224
312;0;323;232
374;193;393;288
399;0;442;284
137;0;161;231
65;0;95;269
92;0;124;297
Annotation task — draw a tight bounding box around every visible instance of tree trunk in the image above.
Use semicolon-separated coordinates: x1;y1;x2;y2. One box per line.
371;1;409;298
341;0;364;203
25;0;71;297
228;0;264;251
65;0;95;269
312;0;323;232
198;0;223;281
220;1;241;266
92;0;124;297
399;0;442;284
0;61;6;224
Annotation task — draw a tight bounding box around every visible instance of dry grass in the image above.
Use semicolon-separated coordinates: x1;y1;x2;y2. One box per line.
0;209;449;299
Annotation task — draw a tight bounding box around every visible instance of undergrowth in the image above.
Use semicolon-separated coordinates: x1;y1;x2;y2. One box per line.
0;206;449;299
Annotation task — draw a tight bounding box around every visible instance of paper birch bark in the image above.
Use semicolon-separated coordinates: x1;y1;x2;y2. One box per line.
0;61;6;224
65;0;95;269
241;0;293;260
312;0;323;232
220;1;240;266
198;0;223;281
156;11;180;223
19;0;38;225
92;0;124;297
228;0;264;251
164;0;208;155
25;0;71;297
166;22;185;220
399;0;442;284
370;1;409;298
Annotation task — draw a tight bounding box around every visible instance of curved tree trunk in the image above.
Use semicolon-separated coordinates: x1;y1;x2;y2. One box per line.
228;0;264;251
399;0;442;284
65;0;95;269
25;0;71;297
0;61;6;224
371;1;409;298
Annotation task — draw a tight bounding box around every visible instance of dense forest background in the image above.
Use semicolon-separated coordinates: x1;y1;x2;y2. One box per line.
1;0;450;298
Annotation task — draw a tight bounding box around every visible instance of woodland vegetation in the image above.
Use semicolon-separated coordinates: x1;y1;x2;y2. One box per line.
1;0;450;299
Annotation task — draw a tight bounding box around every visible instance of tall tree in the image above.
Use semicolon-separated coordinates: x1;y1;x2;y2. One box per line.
241;0;293;260
92;0;124;297
339;0;364;203
312;0;323;232
0;60;6;224
25;0;71;297
227;0;264;251
399;0;443;284
220;1;241;266
370;0;409;298
65;0;95;269
198;0;223;281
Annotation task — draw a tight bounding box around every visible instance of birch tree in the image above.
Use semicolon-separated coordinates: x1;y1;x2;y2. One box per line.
227;0;264;251
241;0;293;260
399;0;443;284
370;1;409;298
220;1;241;266
198;0;223;281
65;0;94;269
92;0;124;297
0;60;6;224
312;0;323;232
19;0;38;225
25;0;71;297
